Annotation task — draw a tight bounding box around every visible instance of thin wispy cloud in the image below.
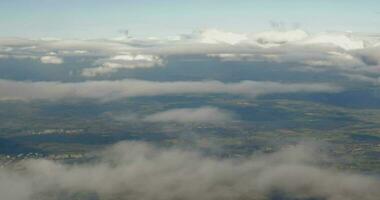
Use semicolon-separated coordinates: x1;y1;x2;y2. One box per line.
143;107;235;124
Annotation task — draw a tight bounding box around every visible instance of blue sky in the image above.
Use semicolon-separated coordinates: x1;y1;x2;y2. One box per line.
0;0;379;38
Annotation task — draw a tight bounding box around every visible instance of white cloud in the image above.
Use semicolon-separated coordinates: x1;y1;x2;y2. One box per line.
342;73;380;84
300;51;364;69
186;29;366;51
0;29;379;77
39;39;133;54
250;29;309;47
301;33;365;50
354;46;380;66
143;107;235;123
209;49;365;72
81;62;123;76
0;79;342;101
82;54;163;77
0;142;379;200
198;29;248;45
40;55;63;64
208;53;279;62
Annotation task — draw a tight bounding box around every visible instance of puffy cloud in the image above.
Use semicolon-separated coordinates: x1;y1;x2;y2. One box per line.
184;29;367;51
82;62;123;76
39;39;133;54
82;54;163;77
0;29;379;77
209;49;365;72
354;46;380;66
39;55;63;64
0;142;379;200
203;30;370;73
250;29;309;47
300;51;364;69
0;29;376;55
198;29;248;45
0;79;342;101
301;33;365;50
143;107;235;123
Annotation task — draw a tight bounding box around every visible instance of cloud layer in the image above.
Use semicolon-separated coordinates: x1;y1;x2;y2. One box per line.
1;29;379;89
82;54;163;77
1;142;379;200
0;79;341;101
143;107;235;123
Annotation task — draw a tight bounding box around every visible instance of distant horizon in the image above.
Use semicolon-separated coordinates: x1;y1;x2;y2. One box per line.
2;28;380;41
1;0;379;39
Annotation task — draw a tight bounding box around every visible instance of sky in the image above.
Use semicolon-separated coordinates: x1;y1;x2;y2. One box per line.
0;0;379;39
1;2;380;199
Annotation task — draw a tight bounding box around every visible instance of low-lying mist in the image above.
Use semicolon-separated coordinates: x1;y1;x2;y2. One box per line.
0;142;379;200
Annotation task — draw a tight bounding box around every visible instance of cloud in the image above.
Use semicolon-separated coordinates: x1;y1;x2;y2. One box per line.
40;55;63;64
185;29;366;51
250;29;309;47
143;107;235;123
301;33;365;50
197;29;248;45
299;51;364;69
208;53;281;62
354;46;380;66
341;73;380;84
0;29;379;78
0;142;379;200
209;49;365;73
0;79;342;101
82;54;163;77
